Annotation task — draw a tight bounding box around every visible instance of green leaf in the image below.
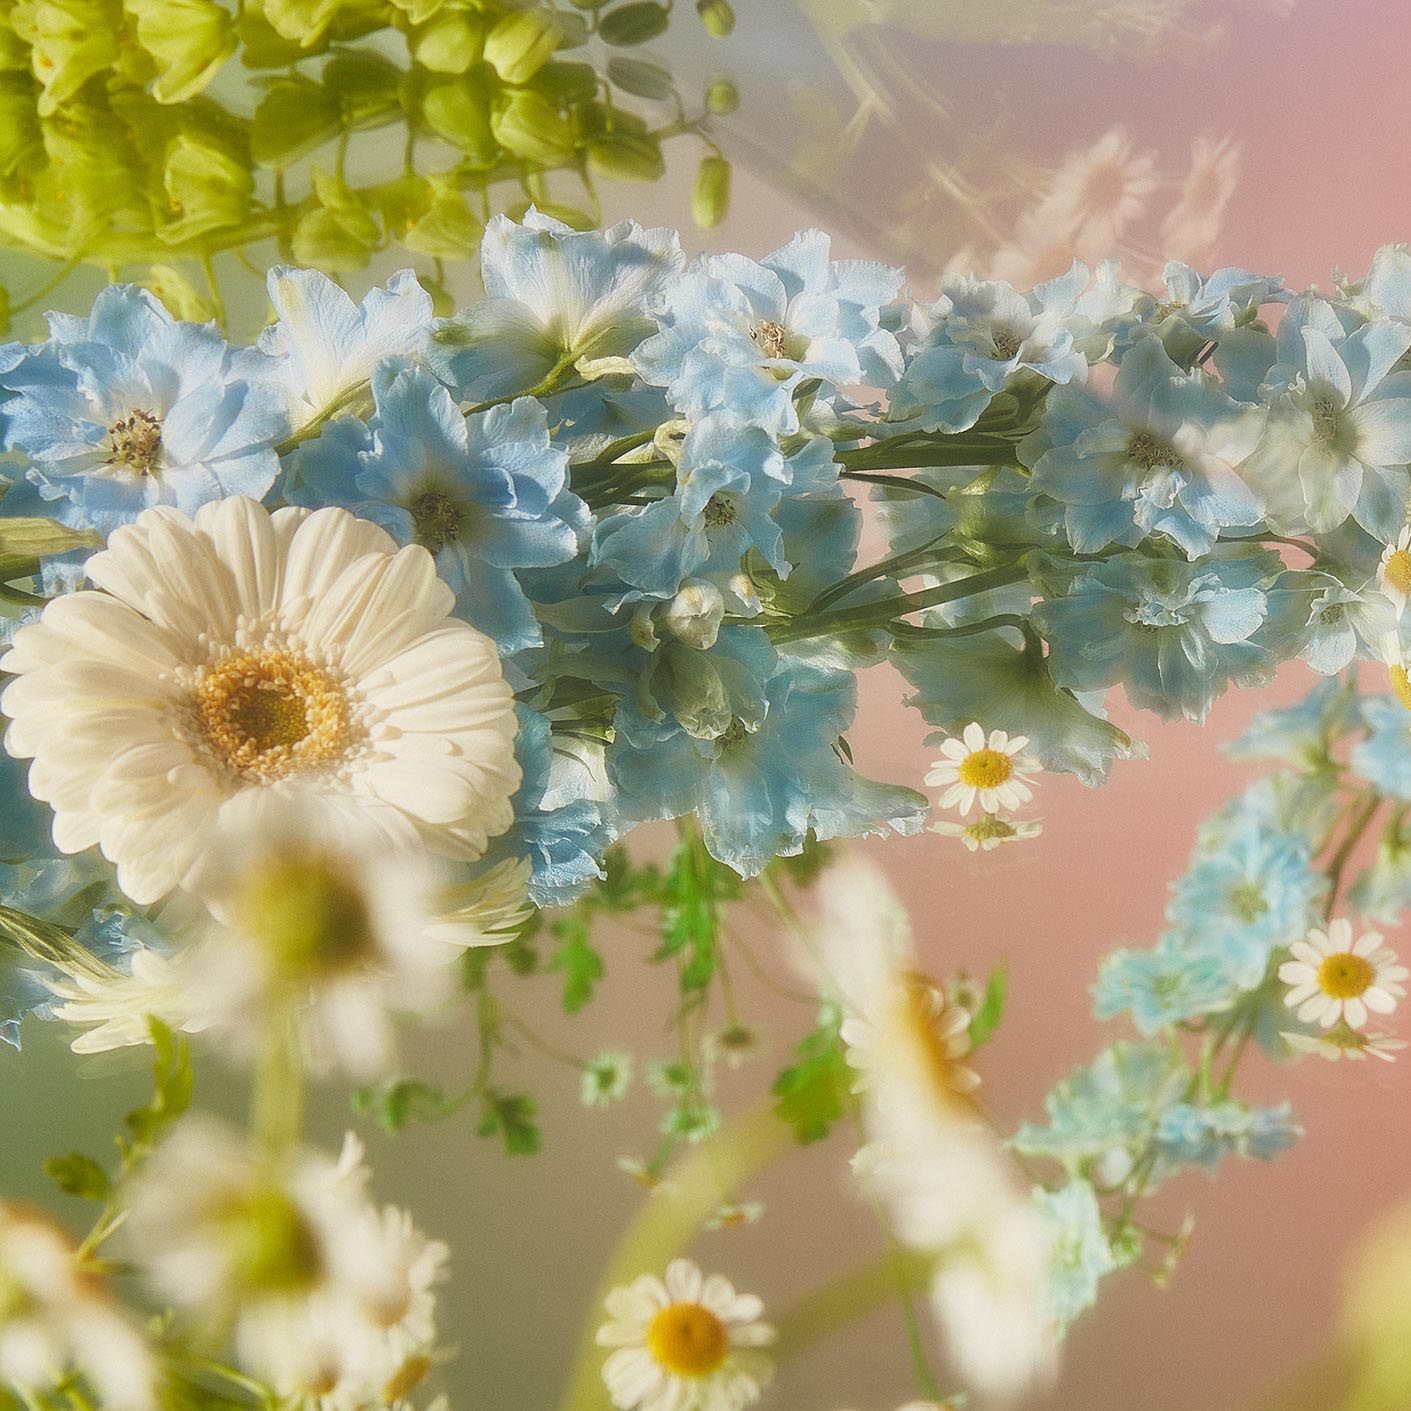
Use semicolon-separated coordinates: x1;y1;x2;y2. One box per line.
550;919;603;1014
352;1077;466;1132
0;517;102;558
772;1011;851;1144
478;1091;540;1155
43;1152;110;1201
122;1017;193;1150
968;965;1007;1049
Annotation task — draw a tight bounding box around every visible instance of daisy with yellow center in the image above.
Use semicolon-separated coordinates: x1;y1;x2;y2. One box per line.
596;1259;774;1411
1282;1028;1407;1063
0;498;521;906
925;722;1038;817
1379;527;1411;617
931;812;1043;852
1278;919;1407;1030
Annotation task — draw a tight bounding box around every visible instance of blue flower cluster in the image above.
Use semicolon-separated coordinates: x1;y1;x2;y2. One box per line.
4;216;1411;1048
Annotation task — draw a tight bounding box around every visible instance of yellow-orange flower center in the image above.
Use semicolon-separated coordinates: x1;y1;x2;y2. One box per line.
194;650;351;780
957;747;1012;789
1390;664;1411;711
646;1302;729;1377
898;976;969;1104
1384;549;1411;596
1317;951;1375;1000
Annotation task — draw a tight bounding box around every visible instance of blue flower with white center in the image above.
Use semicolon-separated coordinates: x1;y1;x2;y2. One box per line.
1350;694;1411;799
886;265;1089;433
1093;933;1236;1035
1113;262;1287;367
427;210;685;402
0;286;287;534
1033;549;1279;722
1035;1180;1116;1331
1257;570;1398;675
1013;1041;1188;1181
633;229;904;435
288;362;586;654
1241;295;1411;538
609;637;925;877
495;704;615;908
259;265;433;431
590;417;837;605
1165;822;1322;990
1156;1101;1299;1173
1021;335;1265;558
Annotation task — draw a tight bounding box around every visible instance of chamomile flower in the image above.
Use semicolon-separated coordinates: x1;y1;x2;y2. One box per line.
582;1052;634;1109
704;1202;764;1232
1278;919;1407;1030
925;723;1038;817
596;1259;774;1411
1379;527;1411;616
0;498;521;907
930;812;1043;852
1283;1029;1407;1062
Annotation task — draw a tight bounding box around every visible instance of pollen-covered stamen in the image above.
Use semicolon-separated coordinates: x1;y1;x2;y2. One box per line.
194;650;353;781
1316;950;1375;1000
750;319;789;359
990;328;1024;360
646;1302;729;1377
1385;549;1411;596
957;747;1012;790
703;493;736;527
1126;430;1185;471
1310;395;1344;445
409;490;466;554
105;409;163;477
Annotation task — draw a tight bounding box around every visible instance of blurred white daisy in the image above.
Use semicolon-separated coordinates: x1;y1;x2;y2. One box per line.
1379;527;1411;617
1278;919;1407;1030
931;812;1043;852
596;1259;774;1411
925;723;1038;817
1283;1029;1406;1063
0;497;520;907
0;1203;155;1411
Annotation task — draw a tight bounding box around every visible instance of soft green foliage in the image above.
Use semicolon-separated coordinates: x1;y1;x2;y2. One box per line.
772;1008;851;1144
550;917;605;1014
478;1090;541;1155
967;965;1008;1050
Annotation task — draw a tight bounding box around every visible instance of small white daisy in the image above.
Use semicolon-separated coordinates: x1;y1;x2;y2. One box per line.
581;1052;634;1109
597;1259;774;1411
1379;527;1411;617
1283;1029;1407;1063
925;723;1038;817
931;812;1042;852
1278;919;1407;1030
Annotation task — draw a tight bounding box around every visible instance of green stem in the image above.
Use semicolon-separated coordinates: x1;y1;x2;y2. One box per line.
553;1103;795;1411
252;1008;304;1160
838;438;1019;472
1323;792;1381;920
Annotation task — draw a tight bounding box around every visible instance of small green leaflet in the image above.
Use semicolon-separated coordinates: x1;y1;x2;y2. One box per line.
550;917;604;1014
968;965;1008;1050
772;1010;852;1144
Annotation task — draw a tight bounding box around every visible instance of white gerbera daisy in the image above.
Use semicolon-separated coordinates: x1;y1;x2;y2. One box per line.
1278;919;1407;1030
596;1259;774;1411
930;812;1043;852
1379;527;1411;617
925;723;1037;817
0;1203;156;1411
0;498;521;906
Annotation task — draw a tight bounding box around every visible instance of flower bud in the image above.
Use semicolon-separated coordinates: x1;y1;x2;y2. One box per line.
696;0;735;37
491;87;576;164
705;75;738;115
662;579;725;650
598;1;669;45
483;10;559;85
587;131;664;183
421;72;496;167
692;154;731;229
409;11;485;74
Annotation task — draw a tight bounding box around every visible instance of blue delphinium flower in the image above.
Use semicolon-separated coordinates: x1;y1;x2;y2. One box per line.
1240;295;1411;538
633;230;904;435
1093;933;1236;1035
1114;262;1287;368
886;265;1089;432
496;705;614;907
1021;335;1265;558
1156;1101;1300;1173
1165;822;1323;989
1035;1179;1116;1331
1013;1042;1188;1181
1225;675;1359;769
0;286;287;533
1340;243;1411;325
259;265;433;431
427;210;685;402
289;362;586;654
1257;570;1397;675
1350;694;1411;799
1034;549;1280;722
609;634;925;876
590;417;837;605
